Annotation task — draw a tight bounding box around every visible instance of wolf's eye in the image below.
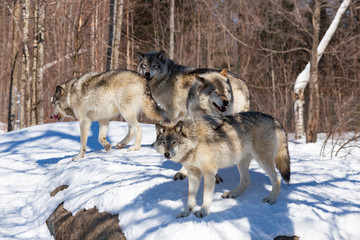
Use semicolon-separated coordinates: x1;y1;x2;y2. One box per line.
142;63;147;68
152;64;158;68
161;141;166;146
172;140;178;146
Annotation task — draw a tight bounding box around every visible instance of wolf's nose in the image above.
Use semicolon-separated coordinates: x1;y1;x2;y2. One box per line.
145;72;150;77
223;100;229;106
164;152;170;159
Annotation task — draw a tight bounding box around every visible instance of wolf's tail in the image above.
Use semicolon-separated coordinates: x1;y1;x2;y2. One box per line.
141;85;170;123
275;121;291;183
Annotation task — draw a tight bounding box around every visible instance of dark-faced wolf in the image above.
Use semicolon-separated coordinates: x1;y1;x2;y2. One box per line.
51;70;169;160
155;112;290;218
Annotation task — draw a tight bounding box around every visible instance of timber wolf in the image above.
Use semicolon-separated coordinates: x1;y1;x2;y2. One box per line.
154;112;290;218
50;70;169;161
137;51;251;180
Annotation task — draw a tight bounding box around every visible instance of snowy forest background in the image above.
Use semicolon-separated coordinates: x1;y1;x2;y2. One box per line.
1;0;359;140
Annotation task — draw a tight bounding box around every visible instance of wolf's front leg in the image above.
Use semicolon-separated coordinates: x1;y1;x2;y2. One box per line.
174;166;223;184
73;119;91;161
177;168;202;218
194;170;216;218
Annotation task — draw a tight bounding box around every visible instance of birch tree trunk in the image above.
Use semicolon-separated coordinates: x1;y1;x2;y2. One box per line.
21;0;31;128
36;0;45;124
293;0;351;139
169;0;175;59
31;0;39;126
8;0;20;132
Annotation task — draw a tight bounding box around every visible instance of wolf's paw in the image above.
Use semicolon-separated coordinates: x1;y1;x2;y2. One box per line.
173;172;187;181
215;174;223;184
262;197;276;205
104;143;111;151
116;142;128;149
115;142;126;149
221;191;233;198
72;154;84;161
176;210;191;218
194;208;208;218
127;146;140;152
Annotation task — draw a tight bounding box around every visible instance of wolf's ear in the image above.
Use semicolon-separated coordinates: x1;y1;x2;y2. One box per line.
157;51;166;62
137;52;144;61
174;121;185;134
195;75;206;85
155;124;166;136
220;69;227;77
55;86;64;97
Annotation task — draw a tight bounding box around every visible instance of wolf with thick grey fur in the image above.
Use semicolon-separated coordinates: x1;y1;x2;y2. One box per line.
50;70;169;160
155;112;290;218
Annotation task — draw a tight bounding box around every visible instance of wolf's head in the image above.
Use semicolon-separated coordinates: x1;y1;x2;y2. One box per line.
137;51;168;82
50;85;75;121
196;69;233;116
154;121;194;163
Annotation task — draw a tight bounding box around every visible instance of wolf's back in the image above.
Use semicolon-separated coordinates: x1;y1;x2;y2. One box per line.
274;121;291;183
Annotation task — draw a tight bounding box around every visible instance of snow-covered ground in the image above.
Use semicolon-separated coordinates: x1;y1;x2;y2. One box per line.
0;121;359;240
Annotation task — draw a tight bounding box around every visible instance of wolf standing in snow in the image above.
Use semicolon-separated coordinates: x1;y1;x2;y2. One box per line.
50;70;169;161
155;112;290;218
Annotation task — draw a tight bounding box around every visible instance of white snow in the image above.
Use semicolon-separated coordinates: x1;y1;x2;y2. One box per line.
0;121;359;240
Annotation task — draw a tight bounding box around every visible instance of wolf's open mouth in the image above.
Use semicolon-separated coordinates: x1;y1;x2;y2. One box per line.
213;102;227;112
51;115;61;121
145;76;153;81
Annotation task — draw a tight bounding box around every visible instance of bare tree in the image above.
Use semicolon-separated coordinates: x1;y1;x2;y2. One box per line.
126;7;130;69
106;0;115;71
111;0;124;70
306;0;321;143
7;0;21;131
20;0;31;128
293;0;352;139
169;0;174;59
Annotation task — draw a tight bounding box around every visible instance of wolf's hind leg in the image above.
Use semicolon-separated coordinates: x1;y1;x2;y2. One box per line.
116;123;135;149
222;154;251;198
73;118;91;161
257;156;281;204
98;119;111;151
